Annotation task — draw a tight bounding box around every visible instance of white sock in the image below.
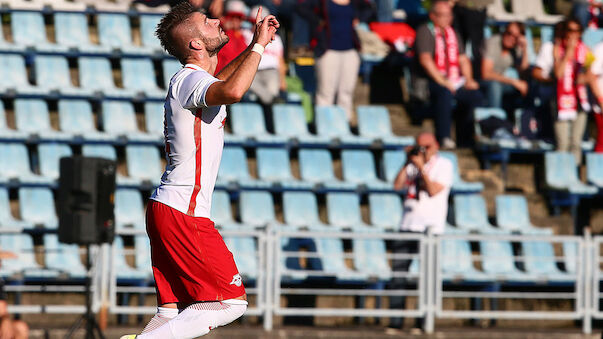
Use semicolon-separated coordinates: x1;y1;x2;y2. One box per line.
140;307;179;334
137;299;248;339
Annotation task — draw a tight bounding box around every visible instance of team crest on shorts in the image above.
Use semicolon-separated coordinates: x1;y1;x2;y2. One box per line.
230;274;242;287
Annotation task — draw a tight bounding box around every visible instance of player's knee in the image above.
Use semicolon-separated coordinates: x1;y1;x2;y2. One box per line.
217;299;247;327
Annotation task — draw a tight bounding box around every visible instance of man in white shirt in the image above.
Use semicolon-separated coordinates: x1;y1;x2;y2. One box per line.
121;3;279;338
387;132;453;332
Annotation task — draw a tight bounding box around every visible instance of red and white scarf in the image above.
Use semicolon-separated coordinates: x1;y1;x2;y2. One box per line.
433;25;462;88
557;41;590;120
589;0;600;29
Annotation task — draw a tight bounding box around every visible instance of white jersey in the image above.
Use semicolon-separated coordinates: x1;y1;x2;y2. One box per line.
151;63;227;218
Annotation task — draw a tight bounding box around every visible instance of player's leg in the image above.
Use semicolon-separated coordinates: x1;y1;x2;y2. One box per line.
140;304;179;334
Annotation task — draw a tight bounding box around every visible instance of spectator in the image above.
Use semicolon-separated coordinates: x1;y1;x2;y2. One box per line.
553;18;593;163
215;0;249;74
414;0;483;149
296;0;374;121
481;21;530;111
387;132;453;333
451;0;493;79
243;6;287;104
587;41;603;152
0;250;29;339
572;0;603;29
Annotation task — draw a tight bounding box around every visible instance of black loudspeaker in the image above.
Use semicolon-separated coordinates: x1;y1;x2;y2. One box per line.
58;156;117;245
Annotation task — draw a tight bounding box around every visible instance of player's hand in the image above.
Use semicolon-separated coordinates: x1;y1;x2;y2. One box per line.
252;6;280;47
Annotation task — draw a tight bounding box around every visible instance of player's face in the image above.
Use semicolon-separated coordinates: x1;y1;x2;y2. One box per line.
194;12;229;55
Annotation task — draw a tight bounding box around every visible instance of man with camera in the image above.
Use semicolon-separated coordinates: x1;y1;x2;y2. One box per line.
387;132;453;333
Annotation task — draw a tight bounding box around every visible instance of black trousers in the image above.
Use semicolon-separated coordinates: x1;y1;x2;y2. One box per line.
453;5;487;80
388;235;422;329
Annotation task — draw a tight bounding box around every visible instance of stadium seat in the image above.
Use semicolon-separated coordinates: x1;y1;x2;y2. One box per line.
34;55;90;97
440;233;487;281
11;11;67;52
298;149;356;191
540;25;554;43
58;99;115;142
134;235;153;279
140;14;163;52
352;230;392;280
326;192;370;230
19;187;58;229
101;101;158;142
44;234;87;279
222;228;259;281
229;103;286;144
356;105;414;147
211;190;239;228
125;145;163;187
368;193;402;231
562;241;578;274
583;29;603;49
97;13;133;49
82;144;117;160
0;233;59;279
341;150;390;191
474;107;517;149
521;240;573;282
439;152;484;193
0;16;23;52
37;143;73;181
162;59;181;88
0;55;46;95
381;150;406;183
495;195;553;234
54;12;111;53
239;190;280;227
256;148;313;190
545;152;597;195
0;188;31;230
509;0;563;24
480;240;529;281
525;27;537;64
282;191;328;228
14;99;71;141
271;104;330;145
0;101;27;141
79;57;135;98
315;106;371;146
0;143;50;184
312;229;367;281
121;58;165;99
586;153;603;189
112;236;149;281
144;102;165;141
453;194;503;233
217;146;270;189
114;189;145;231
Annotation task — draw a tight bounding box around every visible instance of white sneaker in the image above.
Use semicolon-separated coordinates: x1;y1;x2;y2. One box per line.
442;138;456;149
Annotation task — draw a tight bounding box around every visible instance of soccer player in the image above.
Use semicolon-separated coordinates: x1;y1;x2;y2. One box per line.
120;3;279;338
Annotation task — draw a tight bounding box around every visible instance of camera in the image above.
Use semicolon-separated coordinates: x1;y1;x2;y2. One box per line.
407;145;426;157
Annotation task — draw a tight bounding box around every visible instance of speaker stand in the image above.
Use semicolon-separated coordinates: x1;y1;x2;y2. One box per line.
65;244;106;339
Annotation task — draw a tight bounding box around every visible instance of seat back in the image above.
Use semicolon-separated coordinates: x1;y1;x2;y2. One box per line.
101;101;139;134
382;150;406;182
12;12;46;46
82;145;117;160
98;13;132;47
140;15;162;49
239;191;276;226
341;150;378;183
218;146;250;181
480;240;517;274
19;187;58;227
15;99;51;133
272;104;310;137
38;143;72;179
134;235;152;273
454;194;489;230
327;192;362;228
126;145;163;181
586;152;603;186
495;195;530;230
315;106;351;137
0;188;14;225
315;236;348;275
44;234;84;273
79;57;116;91
210;190;233;225
162;59;181;88
563;241;578;274
368;193;402;229
229;103;268;137
439;151;462;185
522;240;559;275
356;105;393;138
35;55;72;89
545;151;578;187
114;189;145;229
55;12;90;47
256;148;293;181
0;55;30;88
0;234;39;273
58;99;97;133
144;102;164;136
223;234;258;279
353;233;391;279
298;149;336;182
473;107;507;140
121;58;160;92
441;238;475;274
540;25;554;43
283;191;321;226
0;143;34;178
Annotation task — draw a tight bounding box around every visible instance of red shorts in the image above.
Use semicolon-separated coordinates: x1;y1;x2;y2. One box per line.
145;200;245;305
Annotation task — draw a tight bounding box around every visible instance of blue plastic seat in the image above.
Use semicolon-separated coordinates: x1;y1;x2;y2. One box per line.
134;235;153;279
562;241;578;274
474;107;517;149
229;103;286;144
0;55;45;95
381;150;406;183
582;29;603;49
540;25;553;43
315;105;371;146
11;11;66;52
114;189;145;231
34;55;90;96
298;149;356;191
82;144;117;161
15;99;71;141
97;13;132;49
0;101;27;141
125;145;163;187
140;14;163;52
210;190;239;227
19;187;58;229
440;236;486;281
0;233;59;279
439;151;484;193
312;231;366;281
162;59;181;88
545;152;597;195
222;229;259;280
112;236;149;281
54;12;111;53
44;234;87;279
352;230;391;280
239;191;279;227
121;58;164;99
356;105;414;147
58;99;115;142
495;195;553;234
38;143;72;181
272;104;330;145
480;240;528;281
0;17;23;52
282;191;328;228
521;240;573;282
453;194;502;233
79;57;135;98
586;153;603;188
326;192;370;230
341;150;390;190
144;102;165;141
256;148;313;190
368;193;402;231
217;147;269;189
101;101;157;142
0;143;49;184
0;188;31;230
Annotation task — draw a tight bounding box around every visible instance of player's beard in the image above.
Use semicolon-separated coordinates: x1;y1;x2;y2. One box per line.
203;34;229;57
